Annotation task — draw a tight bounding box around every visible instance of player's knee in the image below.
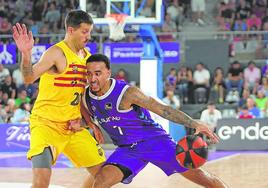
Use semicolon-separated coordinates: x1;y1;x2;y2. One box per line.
94;172;112;188
32;169;51;188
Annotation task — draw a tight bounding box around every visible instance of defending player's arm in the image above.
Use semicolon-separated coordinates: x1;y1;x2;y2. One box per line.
12;23;62;84
122;86;219;143
80;93;105;144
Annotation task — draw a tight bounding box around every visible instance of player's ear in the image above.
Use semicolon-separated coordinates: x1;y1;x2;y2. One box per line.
107;70;112;77
67;26;74;34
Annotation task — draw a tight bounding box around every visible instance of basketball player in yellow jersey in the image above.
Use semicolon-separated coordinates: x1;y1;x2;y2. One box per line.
12;10;105;188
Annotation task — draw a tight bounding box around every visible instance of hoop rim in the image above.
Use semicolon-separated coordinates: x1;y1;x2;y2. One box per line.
105;13;128;23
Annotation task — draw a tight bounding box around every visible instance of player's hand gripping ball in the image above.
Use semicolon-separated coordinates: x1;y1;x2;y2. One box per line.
176;135;208;169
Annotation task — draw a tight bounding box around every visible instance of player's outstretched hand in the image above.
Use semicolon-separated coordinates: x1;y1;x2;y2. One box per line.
12;23;34;53
92;126;105;144
193;120;220;144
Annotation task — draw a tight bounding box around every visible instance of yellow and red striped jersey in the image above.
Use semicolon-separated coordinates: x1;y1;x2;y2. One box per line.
31;41;91;122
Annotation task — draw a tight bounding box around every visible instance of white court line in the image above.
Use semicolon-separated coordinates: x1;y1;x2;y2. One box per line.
0;183;65;188
207;153;241;164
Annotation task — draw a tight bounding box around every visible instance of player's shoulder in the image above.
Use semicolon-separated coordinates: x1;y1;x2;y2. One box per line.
44;44;65;57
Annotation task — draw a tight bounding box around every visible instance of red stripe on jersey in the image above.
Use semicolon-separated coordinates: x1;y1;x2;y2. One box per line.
54;83;85;88
69;64;86;69
55;77;87;83
66;71;87;75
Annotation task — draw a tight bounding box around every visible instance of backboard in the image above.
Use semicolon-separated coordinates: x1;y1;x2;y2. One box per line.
79;0;163;25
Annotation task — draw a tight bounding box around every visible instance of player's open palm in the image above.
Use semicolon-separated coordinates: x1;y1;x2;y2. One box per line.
12;23;34;53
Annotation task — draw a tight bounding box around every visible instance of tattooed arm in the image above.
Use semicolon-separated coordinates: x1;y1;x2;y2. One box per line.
122;86;196;128
121;86;219;143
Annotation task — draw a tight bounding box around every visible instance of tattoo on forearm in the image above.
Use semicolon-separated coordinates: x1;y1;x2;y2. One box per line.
162;106;194;128
21;64;33;76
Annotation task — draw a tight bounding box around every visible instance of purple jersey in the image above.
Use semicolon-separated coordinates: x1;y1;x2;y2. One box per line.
84;79;168;146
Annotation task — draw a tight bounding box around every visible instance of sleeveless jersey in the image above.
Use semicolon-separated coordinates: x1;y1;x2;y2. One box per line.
84;79;168;146
31;41;90;122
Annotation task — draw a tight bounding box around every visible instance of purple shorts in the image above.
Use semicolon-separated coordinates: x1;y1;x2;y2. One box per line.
104;136;188;184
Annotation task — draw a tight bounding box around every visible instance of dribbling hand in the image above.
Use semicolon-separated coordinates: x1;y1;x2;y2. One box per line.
12;23;34;53
193;120;220;144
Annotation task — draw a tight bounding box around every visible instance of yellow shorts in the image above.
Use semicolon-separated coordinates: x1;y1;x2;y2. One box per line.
27;115;106;167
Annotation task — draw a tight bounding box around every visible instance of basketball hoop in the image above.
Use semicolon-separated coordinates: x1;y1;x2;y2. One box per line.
106;14;128;41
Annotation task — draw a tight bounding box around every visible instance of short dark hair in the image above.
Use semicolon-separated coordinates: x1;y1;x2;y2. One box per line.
65;10;93;29
86;54;111;70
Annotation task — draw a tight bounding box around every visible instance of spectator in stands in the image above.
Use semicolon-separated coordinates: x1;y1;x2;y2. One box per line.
32;0;47;23
255;89;268;116
140;1;153;17
12;67;24;88
44;2;61;28
166;0;184;31
233;17;247;32
251;0;267;19
216;2;235;31
239;104;255;119
0;75;16;99
176;66;192;103
0;64;10;82
15;89;31;108
0;103;5;123
162;89;180;109
36;23;50;44
200;102;222;133
225;61;244;95
1;92;9;106
257;19;268;58
10;102;31;124
259;76;268;97
238;88;252;107
191;0;206;26
244;61;261;94
165;67;177;91
114;68;128;82
160;14;177;41
236;0;251;21
193;63;210;103
210;67;225;104
193;63;210;87
246;97;262;117
4;98;15;122
261;60;268;77
0;17;12;35
246;12;262;31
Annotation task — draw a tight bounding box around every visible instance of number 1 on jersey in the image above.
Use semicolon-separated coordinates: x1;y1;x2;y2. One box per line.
113;126;124;135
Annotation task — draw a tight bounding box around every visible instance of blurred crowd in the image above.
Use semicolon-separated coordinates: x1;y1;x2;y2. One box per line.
1;0;268;124
162;60;268;118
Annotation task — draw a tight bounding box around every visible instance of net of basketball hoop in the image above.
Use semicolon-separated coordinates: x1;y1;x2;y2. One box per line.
106;14;128;41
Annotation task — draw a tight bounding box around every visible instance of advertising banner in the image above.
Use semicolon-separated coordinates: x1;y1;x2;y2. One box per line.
103;42;180;63
0;124;30;152
0;44;17;64
216;118;268;150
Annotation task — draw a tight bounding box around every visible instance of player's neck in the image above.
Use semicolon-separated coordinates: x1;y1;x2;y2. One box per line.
63;38;81;54
95;79;112;96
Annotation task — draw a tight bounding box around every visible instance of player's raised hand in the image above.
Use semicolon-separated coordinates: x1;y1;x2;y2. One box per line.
12;23;34;53
193;120;220;144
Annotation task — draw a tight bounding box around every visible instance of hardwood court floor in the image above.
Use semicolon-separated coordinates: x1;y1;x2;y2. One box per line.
0;153;267;188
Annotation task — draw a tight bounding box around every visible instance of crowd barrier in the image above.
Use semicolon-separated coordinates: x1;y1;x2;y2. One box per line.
1;119;267;152
216;118;268;150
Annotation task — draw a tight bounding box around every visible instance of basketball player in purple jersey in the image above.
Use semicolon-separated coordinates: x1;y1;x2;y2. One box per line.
80;54;228;188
